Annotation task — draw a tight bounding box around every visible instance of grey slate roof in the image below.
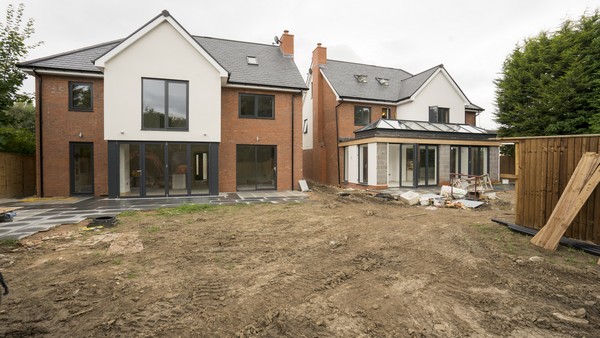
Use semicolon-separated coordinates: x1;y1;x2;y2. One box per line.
321;60;413;102
321;60;482;109
19;36;307;90
18;40;121;73
193;36;306;89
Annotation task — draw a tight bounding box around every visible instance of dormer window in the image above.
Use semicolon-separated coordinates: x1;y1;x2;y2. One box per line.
247;56;258;65
354;74;368;83
376;77;389;86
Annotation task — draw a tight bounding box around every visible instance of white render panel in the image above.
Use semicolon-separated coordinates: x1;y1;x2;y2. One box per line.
368;143;377;186
104;21;221;142
396;71;466;124
302;78;313;150
348;145;358;184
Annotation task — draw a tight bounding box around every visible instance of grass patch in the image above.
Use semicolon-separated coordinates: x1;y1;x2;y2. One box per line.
0;239;20;248
155;204;218;216
145;225;161;234
119;210;138;217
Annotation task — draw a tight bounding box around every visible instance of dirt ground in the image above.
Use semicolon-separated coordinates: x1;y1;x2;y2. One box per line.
1;185;599;337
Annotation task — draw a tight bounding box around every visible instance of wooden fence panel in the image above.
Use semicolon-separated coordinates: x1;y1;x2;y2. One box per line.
509;135;600;244
0;152;36;198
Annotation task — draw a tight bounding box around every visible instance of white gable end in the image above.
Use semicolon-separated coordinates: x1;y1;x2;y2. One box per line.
397;70;468;124
103;20;222;142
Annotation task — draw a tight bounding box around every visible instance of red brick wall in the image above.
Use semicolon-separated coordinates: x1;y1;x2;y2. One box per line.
219;88;303;192
317;81;397;186
36;75;108;197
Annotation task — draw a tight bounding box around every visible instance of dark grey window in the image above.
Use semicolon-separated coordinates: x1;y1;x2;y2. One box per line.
428;106;449;123
69;82;93;111
354;106;371;126
142;78;188;130
239;94;274;118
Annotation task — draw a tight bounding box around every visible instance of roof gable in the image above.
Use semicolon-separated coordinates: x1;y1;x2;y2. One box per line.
93;10;228;79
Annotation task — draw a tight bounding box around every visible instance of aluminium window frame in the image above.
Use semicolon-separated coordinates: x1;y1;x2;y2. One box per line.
354;106;371;126
68;81;93;112
141;77;190;131
238;93;276;119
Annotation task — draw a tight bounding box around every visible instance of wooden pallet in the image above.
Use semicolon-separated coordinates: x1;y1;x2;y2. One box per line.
530;152;600;250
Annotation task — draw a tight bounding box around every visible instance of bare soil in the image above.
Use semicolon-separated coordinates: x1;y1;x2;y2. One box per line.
1;186;599;337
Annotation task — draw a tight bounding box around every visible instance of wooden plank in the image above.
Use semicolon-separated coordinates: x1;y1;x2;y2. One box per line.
515;141;523;225
543;159;600;250
531;153;600;250
550;138;561;223
531;152;595;247
571;137;587;238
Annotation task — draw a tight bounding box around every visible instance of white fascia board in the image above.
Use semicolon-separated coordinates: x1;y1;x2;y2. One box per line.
319;69;340;101
94;16;228;79
224;83;304;93
340;98;400;105
411;67;469;103
20;67;104;78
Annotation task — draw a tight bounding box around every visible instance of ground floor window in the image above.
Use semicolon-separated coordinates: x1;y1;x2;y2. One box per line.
108;141;217;198
450;146;489;176
236;145;276;191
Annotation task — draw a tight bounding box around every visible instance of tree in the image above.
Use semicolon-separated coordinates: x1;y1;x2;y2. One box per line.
0;3;41;112
495;11;600;137
0;101;35;155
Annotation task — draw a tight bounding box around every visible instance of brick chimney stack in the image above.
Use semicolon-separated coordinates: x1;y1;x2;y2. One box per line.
279;30;294;57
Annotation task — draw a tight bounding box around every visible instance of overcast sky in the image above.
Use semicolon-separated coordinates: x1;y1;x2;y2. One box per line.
10;0;600;129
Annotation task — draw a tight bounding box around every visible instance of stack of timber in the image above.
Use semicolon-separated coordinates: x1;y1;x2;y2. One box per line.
530;152;600;250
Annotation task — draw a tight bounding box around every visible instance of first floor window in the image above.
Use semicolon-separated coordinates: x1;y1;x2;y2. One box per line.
354;106;371;126
428;106;449;123
381;107;391;119
69;82;93;111
239;94;274;118
142;78;188;130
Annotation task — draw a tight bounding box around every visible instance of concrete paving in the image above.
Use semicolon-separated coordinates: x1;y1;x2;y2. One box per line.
0;191;307;240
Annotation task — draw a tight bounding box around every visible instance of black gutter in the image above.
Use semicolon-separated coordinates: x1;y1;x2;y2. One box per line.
226;81;307;91
291;91;301;190
335;100;343;185
338;95;399;103
33;69;44;197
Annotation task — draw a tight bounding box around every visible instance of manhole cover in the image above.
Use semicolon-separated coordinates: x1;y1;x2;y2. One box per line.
88;215;117;227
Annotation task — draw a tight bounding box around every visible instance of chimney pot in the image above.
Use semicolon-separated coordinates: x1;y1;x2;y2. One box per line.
284;30;289;34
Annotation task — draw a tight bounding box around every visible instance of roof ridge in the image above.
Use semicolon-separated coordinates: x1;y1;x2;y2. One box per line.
402;64;443;80
194;35;278;48
19;39;123;66
326;59;412;75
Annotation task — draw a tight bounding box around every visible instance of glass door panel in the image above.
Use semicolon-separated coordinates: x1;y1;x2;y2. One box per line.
388;144;400;187
70;143;94;194
145;143;166;196
168;143;188;195
191;144;209;194
256;146;276;190
236;146;257;191
119;143;140;197
401;144;414;187
236;145;276;191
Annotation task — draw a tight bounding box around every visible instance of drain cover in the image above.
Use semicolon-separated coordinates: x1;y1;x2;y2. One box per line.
89;215;117;227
